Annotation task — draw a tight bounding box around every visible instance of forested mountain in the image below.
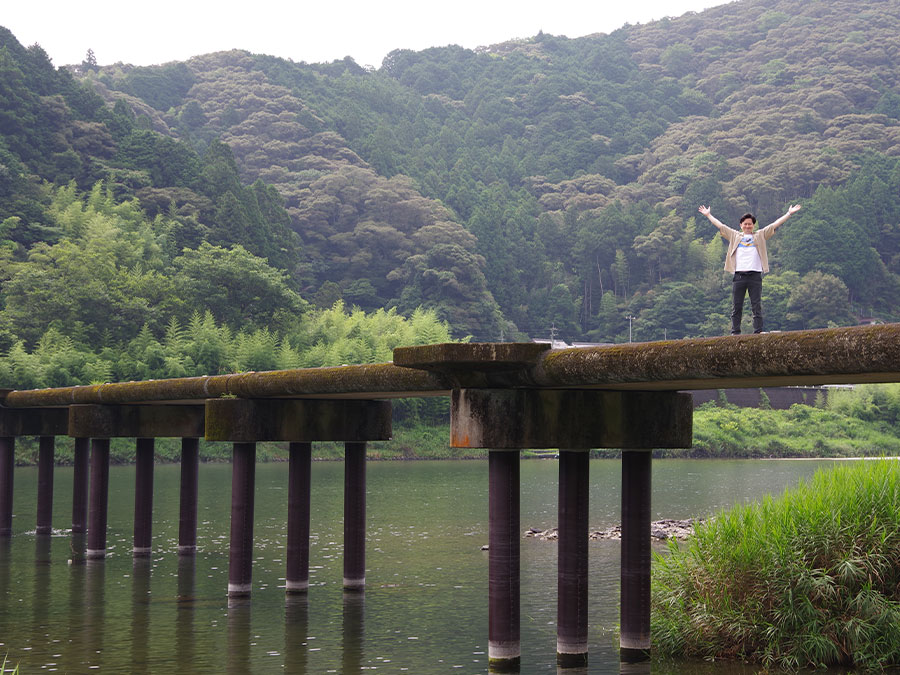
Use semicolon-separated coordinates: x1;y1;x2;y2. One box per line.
2;0;900;390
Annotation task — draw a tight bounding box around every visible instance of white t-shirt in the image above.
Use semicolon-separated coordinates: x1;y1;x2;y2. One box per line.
735;234;763;272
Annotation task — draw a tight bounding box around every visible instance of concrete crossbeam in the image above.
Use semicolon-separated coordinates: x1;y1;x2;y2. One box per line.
0;407;68;437
450;389;692;450
205;398;391;442
68;404;205;439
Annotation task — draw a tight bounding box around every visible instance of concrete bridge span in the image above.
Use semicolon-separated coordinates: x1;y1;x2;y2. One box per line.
1;323;898;671
3;323;898;407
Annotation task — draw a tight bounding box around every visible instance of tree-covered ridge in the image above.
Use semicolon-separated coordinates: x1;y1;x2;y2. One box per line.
2;0;900;356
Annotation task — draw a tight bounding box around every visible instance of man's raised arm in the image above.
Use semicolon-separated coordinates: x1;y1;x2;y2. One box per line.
767;204;802;231
698;205;729;233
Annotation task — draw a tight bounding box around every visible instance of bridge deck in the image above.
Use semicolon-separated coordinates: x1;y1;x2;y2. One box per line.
2;324;898;407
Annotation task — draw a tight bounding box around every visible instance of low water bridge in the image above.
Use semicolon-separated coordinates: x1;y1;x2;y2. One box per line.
1;324;898;671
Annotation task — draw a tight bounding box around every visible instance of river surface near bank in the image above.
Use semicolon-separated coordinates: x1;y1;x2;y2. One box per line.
0;458;884;673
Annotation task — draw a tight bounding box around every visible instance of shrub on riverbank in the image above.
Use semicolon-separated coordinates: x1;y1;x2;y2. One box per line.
650;459;900;670
689;395;900;458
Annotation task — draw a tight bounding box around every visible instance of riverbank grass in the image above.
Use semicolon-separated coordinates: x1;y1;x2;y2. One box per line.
651;459;900;670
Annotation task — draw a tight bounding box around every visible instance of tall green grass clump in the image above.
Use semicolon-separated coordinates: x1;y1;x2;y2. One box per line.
1;654;19;674
651;459;900;670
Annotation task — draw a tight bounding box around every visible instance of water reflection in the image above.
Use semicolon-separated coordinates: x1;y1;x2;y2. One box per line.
1;460;844;673
65;538;87;668
619;660;652;674
83;559;106;670
32;536;52;634
558;667;590;675
0;538;10;629
227;597;252;675
284;593;309;675
342;591;365;673
69;531;86;564
131;558;152;671
176;554;196;667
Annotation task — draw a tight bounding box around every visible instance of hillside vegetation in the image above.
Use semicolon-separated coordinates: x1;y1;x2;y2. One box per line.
1;0;900;386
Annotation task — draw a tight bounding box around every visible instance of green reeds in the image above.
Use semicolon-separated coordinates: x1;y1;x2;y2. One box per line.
651;459;900;671
1;654;19;674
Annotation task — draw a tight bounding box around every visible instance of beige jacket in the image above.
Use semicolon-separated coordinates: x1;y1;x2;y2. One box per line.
717;223;778;273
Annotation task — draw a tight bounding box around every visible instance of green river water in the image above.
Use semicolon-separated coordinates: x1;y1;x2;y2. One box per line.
0;458;873;673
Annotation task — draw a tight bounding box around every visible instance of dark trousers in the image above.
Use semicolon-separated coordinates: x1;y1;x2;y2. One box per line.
731;271;763;334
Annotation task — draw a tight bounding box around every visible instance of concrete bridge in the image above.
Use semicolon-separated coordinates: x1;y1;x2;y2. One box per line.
1;324;898;671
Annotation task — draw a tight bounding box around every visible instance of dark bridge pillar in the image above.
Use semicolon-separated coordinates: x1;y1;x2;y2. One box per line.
133;438;155;557
451;388;692;671
0;407;68;537
621;450;652;662
205;398;391;598
87;438;111;559
228;442;256;597
72;437;90;534
68;404;206;560
343;442;367;591
0;436;13;537
36;436;55;535
488;449;520;671
178;437;200;555
286;442;311;593
557;449;589;667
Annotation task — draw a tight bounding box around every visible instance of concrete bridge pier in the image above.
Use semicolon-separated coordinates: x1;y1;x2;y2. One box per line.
488;448;520;672
620;450;652;662
557;449;590;668
228;441;256;597
72;437;90;533
343;441;367;591
451;388;692;671
0;436;13;537
286;442;311;593
36;436;55;535
87;437;111;559
0;407;68;537
178;437;200;555
204;398;391;598
133;438;155;557
68;404;206;560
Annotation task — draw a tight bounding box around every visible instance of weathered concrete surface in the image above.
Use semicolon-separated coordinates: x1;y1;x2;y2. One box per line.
0;407;68;436
451;389;692;449
394;342;550;389
3;325;899;407
205;398;391;442
3;365;448;407
533;324;900;390
68;404;205;438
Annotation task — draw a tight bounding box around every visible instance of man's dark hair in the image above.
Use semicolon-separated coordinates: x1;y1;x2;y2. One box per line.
740;213;757;224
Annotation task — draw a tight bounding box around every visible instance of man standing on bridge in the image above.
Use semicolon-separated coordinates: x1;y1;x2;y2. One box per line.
698;204;802;334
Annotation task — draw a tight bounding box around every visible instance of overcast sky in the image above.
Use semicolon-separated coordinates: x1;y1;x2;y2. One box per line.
4;0;732;69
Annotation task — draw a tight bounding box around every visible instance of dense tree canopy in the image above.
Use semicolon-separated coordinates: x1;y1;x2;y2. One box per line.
1;0;899;380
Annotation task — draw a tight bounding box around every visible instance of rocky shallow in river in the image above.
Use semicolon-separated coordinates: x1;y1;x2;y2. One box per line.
524;518;704;542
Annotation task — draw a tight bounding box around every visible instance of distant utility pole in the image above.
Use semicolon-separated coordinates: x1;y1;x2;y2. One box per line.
627;315;635;343
549;323;558;344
